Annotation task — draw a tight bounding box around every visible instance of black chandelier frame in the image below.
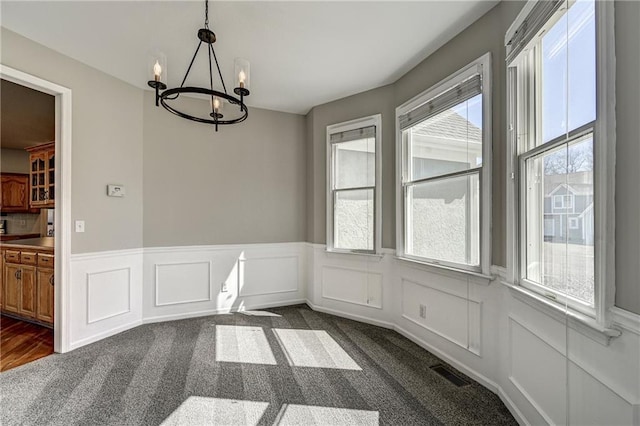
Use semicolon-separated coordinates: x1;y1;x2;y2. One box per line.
148;0;249;131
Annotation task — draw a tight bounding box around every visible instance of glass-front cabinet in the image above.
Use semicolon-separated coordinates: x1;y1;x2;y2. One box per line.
26;142;55;208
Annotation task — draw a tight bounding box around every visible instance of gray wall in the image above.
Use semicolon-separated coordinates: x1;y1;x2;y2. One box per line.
1;28;144;254
306;1;523;261
0;148;30;174
614;1;640;313
307;84;395;247
305;1;640;314
143;92;306;247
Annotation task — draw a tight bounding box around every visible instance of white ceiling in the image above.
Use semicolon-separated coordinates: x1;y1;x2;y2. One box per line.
1;1;498;115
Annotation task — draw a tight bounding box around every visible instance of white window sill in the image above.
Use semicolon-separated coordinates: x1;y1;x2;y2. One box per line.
324;249;385;262
500;281;622;346
394;256;494;286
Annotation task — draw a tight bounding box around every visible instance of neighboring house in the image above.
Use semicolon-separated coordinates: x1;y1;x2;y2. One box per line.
543;172;594;245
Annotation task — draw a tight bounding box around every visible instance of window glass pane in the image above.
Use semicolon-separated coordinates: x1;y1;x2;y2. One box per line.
568;0;596;132
408;94;482;181
334;138;375;189
525;134;594;305
541;0;595;144
334;188;373;251
406;173;480;266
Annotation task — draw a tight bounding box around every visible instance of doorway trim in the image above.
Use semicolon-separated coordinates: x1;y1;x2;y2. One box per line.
1;64;72;353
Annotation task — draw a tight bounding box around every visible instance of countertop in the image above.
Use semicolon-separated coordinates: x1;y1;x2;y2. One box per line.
0;237;54;252
0;233;40;241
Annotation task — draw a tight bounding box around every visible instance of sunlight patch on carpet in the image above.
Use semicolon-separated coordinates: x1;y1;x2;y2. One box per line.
161;397;269;425
276;404;378;425
215;325;277;365
273;329;361;370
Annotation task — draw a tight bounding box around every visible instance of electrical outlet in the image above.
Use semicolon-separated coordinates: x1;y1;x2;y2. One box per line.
221;282;228;292
419;304;427;319
75;220;85;233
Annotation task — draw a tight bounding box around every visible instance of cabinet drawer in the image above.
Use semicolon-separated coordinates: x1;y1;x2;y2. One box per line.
38;253;55;268
21;251;38;265
5;250;20;263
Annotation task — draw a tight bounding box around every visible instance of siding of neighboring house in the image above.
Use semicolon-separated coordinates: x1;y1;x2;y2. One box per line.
544;178;594;245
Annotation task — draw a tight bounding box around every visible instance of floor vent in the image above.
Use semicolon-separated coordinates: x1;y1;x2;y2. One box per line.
430;364;471;387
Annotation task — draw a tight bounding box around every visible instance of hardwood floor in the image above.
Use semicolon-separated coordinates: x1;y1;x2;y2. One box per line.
0;315;54;372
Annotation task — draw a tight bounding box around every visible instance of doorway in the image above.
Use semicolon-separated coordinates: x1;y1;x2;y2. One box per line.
0;64;72;357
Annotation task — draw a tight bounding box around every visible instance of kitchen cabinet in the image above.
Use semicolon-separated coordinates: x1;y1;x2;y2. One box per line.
0;173;30;212
26;142;55;208
1;247;54;325
36;268;54;323
4;263;21;314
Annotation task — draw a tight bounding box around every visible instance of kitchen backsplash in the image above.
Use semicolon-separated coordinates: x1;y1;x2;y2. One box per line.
1;212;42;235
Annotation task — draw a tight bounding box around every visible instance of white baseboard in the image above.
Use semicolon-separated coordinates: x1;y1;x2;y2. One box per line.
497;386;530;426
306;301;395;330
142;298;308;324
69;320;142;351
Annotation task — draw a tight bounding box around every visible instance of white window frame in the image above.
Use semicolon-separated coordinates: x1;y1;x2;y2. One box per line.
395;53;492;276
505;0;617;327
326;114;382;255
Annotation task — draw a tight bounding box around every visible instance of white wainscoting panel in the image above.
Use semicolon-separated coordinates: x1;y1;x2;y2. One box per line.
142;243;306;323
568;361;636;426
401;278;481;355
70;249;143;350
239;255;298;297
508;316;567;425
155;261;212;306
87;267;131;323
321;265;383;309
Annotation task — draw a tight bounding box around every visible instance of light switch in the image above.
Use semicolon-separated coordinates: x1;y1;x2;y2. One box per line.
75;220;85;233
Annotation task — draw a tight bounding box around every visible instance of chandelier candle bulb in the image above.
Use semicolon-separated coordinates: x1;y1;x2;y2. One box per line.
212;97;222;112
234;58;250;94
153;60;162;81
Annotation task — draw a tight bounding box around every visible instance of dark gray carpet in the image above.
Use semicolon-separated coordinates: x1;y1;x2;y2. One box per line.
0;304;516;425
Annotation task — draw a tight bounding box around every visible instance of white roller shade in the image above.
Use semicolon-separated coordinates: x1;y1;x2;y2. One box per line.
329;125;376;144
505;0;564;64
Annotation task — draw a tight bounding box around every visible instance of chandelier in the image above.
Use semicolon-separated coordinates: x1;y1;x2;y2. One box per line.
147;0;250;131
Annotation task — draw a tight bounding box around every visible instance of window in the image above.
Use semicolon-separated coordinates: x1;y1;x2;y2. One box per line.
553;194;574;210
569;217;579;230
396;54;491;274
506;0;615;318
327;115;381;254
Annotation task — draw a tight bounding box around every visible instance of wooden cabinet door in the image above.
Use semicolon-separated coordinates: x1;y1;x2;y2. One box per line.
30;152;48;207
0;174;29;212
36;268;54;324
46;150;55;206
27;143;55;208
3;263;21;313
19;265;36;318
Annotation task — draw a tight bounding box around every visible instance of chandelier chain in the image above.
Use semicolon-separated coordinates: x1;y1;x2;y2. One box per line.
205;0;209;28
